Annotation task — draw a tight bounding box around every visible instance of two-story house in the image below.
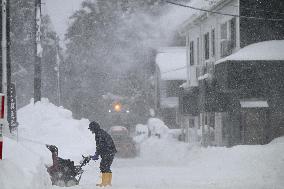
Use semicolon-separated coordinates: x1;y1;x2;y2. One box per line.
154;47;187;128
179;0;284;146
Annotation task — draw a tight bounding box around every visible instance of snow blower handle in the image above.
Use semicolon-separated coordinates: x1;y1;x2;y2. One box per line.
80;155;91;167
90;154;99;160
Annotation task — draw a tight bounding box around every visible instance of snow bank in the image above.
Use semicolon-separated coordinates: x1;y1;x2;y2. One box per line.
132;135;284;189
147;118;169;138
1;136;54;189
126;117;284;189
134;124;149;143
1;99;284;189
0;99;97;189
17;99;95;161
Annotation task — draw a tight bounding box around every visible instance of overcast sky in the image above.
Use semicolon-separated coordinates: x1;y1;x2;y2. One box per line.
44;0;85;41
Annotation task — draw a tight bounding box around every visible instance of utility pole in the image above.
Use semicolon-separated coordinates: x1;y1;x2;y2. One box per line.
0;0;8;160
34;0;42;103
2;0;7;118
55;36;61;106
6;0;16;133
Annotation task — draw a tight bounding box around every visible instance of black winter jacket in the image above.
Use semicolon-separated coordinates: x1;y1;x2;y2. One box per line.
95;129;117;156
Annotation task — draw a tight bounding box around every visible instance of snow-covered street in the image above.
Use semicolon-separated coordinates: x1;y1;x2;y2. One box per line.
2;0;284;188
1;100;284;189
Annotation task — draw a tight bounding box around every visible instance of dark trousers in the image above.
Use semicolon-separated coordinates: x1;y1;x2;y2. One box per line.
100;153;115;173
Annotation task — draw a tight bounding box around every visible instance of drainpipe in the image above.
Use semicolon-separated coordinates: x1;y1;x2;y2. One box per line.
186;34;190;88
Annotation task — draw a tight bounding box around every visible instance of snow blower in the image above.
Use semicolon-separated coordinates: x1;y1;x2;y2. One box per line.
45;144;91;187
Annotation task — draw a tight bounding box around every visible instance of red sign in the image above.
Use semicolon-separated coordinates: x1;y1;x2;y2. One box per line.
0;140;2;160
1;95;4;119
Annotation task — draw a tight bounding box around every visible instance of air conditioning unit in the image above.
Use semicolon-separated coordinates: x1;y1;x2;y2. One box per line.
205;62;214;74
220;40;232;57
190;65;198;87
196;65;203;78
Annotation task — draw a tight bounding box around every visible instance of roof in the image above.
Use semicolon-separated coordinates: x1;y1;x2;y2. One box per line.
155;47;187;81
216;40;284;65
179;0;230;34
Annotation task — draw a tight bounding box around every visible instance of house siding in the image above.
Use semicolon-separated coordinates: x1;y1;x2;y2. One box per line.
179;0;284;146
239;0;284;47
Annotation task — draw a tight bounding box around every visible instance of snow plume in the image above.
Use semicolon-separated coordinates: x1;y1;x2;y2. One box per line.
117;0;227;74
82;0;223;73
123;0;223;50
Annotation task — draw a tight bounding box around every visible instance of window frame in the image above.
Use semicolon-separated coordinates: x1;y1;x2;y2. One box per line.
220;22;228;40
204;32;210;60
190;41;194;65
211;29;215;57
230;17;237;49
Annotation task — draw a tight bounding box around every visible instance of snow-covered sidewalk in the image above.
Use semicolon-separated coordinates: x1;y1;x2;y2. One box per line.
1;100;284;189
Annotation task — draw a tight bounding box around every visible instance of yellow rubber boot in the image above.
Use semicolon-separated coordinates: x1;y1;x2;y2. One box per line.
96;173;108;187
106;173;112;186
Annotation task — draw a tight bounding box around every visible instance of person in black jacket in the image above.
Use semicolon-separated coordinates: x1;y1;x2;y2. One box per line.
88;121;117;187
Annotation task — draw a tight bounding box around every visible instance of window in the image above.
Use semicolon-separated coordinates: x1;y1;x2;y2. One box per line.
190;41;194;65
204;113;208;125
197;37;200;64
211;29;215;57
221;22;227;40
204;32;209;60
230;17;236;49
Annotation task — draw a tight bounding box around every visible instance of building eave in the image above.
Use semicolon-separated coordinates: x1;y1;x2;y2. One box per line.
179;0;236;35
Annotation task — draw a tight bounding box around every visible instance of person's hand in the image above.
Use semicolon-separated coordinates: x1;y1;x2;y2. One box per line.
90;154;99;160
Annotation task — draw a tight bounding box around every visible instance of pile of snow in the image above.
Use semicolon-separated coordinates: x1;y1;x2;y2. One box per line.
147;118;169;138
17;99;95;161
135;124;149;136
1;99;97;189
134;124;149;143
134;136;284;188
0;137;51;189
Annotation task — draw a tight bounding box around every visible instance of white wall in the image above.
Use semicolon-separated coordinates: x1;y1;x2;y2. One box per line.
183;0;240;146
185;0;240;87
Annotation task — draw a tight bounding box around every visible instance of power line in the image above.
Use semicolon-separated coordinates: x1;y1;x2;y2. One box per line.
165;1;284;22
229;4;284;16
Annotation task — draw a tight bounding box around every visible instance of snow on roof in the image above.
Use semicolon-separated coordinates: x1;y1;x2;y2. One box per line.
216;40;284;65
156;47;187;81
240;100;269;108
